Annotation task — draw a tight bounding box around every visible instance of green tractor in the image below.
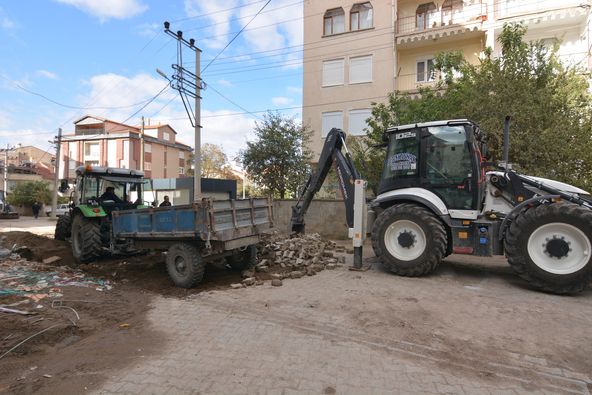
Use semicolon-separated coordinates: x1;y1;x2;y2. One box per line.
55;166;152;263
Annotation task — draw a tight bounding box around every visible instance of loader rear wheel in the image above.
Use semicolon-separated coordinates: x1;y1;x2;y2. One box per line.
372;203;447;276
166;243;205;288
225;245;257;270
54;213;71;241
505;202;592;294
71;215;101;263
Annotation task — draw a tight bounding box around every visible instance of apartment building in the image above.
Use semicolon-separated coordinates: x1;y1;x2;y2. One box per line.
59;115;192;180
303;0;592;157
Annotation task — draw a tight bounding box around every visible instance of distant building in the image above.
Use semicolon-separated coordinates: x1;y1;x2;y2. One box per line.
0;146;55;200
59;115;193;180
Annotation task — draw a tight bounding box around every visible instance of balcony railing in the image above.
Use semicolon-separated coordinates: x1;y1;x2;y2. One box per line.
496;0;587;19
396;2;488;36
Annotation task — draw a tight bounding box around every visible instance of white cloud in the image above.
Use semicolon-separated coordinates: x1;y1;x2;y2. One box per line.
217;79;233;87
0;7;16;30
134;22;159;37
55;0;147;21
287;86;302;95
271;96;293;106
0;129;56;152
184;0;240;49
238;1;303;56
36;70;59;80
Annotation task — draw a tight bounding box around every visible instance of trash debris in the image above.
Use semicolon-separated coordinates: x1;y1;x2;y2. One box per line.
42;374;52;378
0;306;36;315
119;323;129;329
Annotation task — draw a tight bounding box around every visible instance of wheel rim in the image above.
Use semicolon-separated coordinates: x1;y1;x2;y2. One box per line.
384;219;426;261
527;222;591;275
173;255;187;275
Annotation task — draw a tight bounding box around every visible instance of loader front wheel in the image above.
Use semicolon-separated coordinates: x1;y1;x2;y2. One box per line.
505;202;592;294
372;203;447;276
166;243;205;288
71;215;101;263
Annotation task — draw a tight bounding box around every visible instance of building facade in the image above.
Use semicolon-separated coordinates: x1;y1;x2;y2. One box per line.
59;116;193;180
303;0;592;158
0;146;55;200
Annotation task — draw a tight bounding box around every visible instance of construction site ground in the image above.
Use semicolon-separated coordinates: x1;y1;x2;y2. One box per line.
0;216;591;395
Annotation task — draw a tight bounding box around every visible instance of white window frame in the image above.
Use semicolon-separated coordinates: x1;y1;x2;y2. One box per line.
416;57;436;83
163;131;170;141
322;111;343;138
324;8;345;36
178;150;185;159
179;167;185;175
145;162;152;171
84;142;100;158
144;143;152;153
350;2;373;31
322;58;345;87
348;109;372;136
349;55;373;84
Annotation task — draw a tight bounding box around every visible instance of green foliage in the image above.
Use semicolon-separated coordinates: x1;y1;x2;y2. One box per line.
7;181;51;206
356;23;592;191
239;112;312;199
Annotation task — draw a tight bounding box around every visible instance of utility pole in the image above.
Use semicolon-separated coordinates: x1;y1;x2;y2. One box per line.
51;128;62;219
163;21;203;202
140;116;145;171
3;144;8;209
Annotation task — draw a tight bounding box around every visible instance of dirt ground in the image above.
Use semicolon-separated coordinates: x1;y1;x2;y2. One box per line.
0;231;258;394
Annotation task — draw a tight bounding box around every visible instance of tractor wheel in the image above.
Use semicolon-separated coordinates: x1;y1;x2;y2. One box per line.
54;213;72;241
505;202;592;294
71;215;102;263
166;243;205;288
225;245;257;270
372;203;447;276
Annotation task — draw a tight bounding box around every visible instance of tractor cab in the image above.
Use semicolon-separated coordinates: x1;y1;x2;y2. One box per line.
73;166;151;215
380;119;486;212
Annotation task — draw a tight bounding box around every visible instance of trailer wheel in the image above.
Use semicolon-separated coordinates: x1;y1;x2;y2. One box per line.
372;203;446;276
166;243;205;288
54;213;72;241
225;245;257;270
71;215;101;263
505;202;592;294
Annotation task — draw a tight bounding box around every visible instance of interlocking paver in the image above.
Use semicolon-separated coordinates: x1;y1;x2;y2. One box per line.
95;256;592;395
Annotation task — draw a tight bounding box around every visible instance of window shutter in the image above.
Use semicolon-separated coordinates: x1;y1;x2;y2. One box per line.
348;109;372;136
322;111;343;137
350;55;372;84
322;59;344;87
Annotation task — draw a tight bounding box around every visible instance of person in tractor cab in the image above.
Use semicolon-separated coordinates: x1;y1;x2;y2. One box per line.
159;195;172;207
99;186;123;203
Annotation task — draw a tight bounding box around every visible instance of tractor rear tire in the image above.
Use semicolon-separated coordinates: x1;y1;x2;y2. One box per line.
54;213;72;241
372;203;447;276
505;202;592;294
166;243;205;288
225;245;257;270
71;215;102;263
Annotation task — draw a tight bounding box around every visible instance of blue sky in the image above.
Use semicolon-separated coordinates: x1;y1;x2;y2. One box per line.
0;0;304;160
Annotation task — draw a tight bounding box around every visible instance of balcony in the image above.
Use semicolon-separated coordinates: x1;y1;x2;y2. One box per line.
396;1;488;47
495;0;589;20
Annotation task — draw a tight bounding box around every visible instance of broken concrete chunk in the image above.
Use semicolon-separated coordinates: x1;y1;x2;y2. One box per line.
326;263;337;270
289;271;303;279
255;265;269;272
230;283;245;289
271;279;283;287
242;277;256;286
42;256;62;265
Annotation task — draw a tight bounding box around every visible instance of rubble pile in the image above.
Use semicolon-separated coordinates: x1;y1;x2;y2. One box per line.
236;232;349;288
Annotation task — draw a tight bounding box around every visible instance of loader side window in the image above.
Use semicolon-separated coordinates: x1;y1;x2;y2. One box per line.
425;125;475;209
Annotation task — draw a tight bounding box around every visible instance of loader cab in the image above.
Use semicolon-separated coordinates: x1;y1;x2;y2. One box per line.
379;120;485;211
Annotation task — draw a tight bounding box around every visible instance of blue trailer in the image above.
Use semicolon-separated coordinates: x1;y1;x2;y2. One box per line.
111;198;273;288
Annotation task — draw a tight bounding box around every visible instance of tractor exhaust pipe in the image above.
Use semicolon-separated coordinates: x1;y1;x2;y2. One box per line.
503;116;511;171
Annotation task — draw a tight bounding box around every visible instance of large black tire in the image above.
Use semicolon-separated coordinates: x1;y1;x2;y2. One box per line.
71;215;102;263
505;202;592;294
372;203;447;276
225;244;257;270
166;243;205;288
54;214;72;241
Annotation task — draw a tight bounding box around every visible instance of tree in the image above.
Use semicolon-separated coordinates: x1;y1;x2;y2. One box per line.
188;143;238;180
239;112;312;199
7;181;51;206
357;23;592;191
